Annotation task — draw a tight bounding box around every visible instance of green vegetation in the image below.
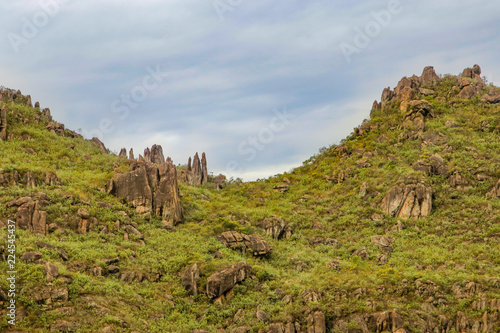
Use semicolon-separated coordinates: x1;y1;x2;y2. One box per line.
0;77;499;332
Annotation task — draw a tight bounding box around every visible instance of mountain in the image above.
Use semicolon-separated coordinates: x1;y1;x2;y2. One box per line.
0;65;499;333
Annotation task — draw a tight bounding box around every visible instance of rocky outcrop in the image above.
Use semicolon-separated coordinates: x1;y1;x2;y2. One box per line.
150;144;165;164
91;137;107;153
402;100;434;136
307;311;326;333
216;231;272;257
186;152;208;185
370;235;395;254
12;199;48;235
0;105;7;141
119;148;127;158
129;148;134;160
380;181;432;218
206;262;252;299
483;90;500;103
181;264;200;296
449;171;471;190
261;216;292;239
214;174;227;190
107;158;183;224
421;66;440;86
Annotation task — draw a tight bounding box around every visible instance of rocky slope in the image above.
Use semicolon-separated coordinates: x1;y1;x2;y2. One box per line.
0;65;499;332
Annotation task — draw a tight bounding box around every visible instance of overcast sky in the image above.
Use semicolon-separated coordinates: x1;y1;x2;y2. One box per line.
1;0;499;180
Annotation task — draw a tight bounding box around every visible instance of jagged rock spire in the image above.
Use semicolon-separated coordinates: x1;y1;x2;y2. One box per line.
0;105;7;141
201;153;208;184
151;144;165;164
119;148;127;158
129;148;134;160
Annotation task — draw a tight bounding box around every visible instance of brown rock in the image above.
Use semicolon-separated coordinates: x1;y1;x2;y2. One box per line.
483;90;500;103
206;262;252;299
0;105;7;141
187;153;204;185
214;174;226;190
380;182;432;219
119;148;127;158
421;66;440;86
43;261;59;281
449;171;470;190
20;251;43;262
182;264;200;296
201;152;208;185
129;148;134;160
91;137;108;153
352;248;368;260
307;311;326;333
151;144;165;164
107;159;183;224
217;231;272;257
261;216;292;239
15;200;48;235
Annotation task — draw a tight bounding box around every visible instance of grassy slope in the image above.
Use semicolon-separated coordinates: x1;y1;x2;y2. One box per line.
0;76;499;332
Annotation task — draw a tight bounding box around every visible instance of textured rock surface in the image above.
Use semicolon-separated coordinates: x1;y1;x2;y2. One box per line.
216;231;272;256
206;262;252;299
181;264;200;296
91;137;107;153
15;200;48;235
186;152;208;185
380;181;432;218
107;158;183;224
0;105;7;141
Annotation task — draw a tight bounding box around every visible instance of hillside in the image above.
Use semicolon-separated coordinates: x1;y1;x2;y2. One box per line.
0;65;499;333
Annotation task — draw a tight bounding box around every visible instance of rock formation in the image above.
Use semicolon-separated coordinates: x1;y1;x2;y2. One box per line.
12;199;48;235
260;216;292;239
206;262;252;299
107;158;183;224
150;144;165;164
487;179;500;197
216;231;272;257
129;148;134;160
181;264;200;296
91;137;108;153
214;174;226;190
119;148;127;158
186;152;208;185
380;181;432;218
0;105;7;141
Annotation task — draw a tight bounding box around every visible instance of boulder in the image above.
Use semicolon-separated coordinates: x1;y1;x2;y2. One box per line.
15;200;48;235
107;159;183;224
0;105;7;141
20;251;43;262
260;216;292;239
216;231;272;257
214;174;226;190
352;248;368;260
181;264;200;296
483;90;500;103
449;171;471;190
380;182;432;218
206;262;252;299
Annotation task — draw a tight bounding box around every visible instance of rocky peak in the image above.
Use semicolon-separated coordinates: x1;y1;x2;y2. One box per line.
185;152;208;185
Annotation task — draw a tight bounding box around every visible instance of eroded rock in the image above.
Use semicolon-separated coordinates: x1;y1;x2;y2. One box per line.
206;262;252;299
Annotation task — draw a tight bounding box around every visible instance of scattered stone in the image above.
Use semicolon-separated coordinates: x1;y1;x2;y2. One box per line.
182;264;200;296
487;179;500;197
449;171;471;190
352;248;369;260
308;238;338;247
216;231;272;257
260;216;292;239
20;251;43;262
206;262;252;299
214;174;226;190
380;181;432;219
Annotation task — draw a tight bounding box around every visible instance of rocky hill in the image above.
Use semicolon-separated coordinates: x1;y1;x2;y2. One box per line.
0;65;499;333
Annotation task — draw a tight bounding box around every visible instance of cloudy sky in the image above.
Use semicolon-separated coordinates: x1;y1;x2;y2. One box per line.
1;0;499;180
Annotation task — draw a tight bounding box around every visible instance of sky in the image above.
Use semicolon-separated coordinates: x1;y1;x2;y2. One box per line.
1;0;499;181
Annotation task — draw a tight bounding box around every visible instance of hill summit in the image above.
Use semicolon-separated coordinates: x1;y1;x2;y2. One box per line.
0;65;499;332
